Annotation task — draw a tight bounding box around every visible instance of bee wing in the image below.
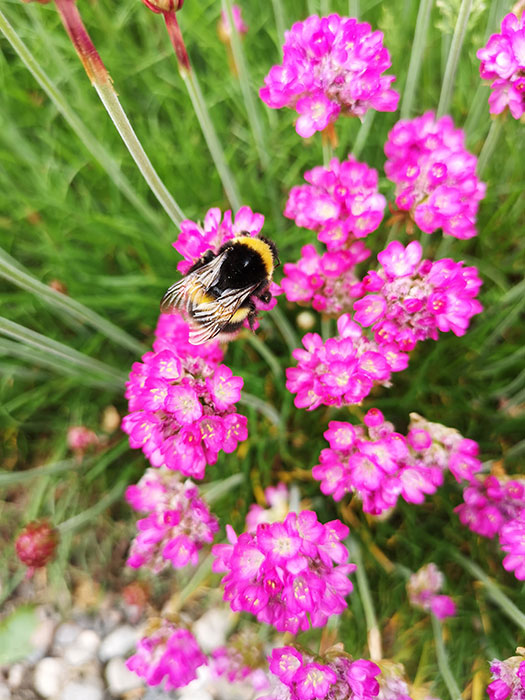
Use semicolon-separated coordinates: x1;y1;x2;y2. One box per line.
160;254;225;314
188;283;259;344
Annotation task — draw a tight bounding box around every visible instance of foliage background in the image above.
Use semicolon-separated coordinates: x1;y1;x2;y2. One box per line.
0;0;524;693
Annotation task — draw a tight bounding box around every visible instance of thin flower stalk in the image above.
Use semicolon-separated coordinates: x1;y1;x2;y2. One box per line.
400;0;434;119
52;0;186;229
436;0;473;119
0;246;144;356
477;118;503;175
0;9;163;232
431;614;463;700
162;10;242;210
271;0;286;52
222;0;269;171
348;538;383;661
351;110;375;159
58;480;128;534
348;0;359;17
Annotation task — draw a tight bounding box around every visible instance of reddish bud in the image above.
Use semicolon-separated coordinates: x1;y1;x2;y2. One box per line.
142;0;184;13
67;425;99;453
15;520;59;569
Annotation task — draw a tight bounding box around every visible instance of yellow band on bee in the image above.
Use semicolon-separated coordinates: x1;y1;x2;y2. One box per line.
229;306;250;323
236;236;274;276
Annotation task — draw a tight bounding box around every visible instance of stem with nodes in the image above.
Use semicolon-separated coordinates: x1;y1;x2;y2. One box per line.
53;0;186;229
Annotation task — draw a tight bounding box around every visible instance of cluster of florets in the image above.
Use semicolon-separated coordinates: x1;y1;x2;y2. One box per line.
174;205;264;273
487;648;525;700
125;468;219;572
15;520;59;572
246;483;293;532
261;646;381;700
286;314;408;411
210;628;269;693
407;563;456;620
67;425;99;454
281;243;369;315
211;511;355;633
375;661;412;700
312;409;481;515
353;241;483;350
259;14;399;137
456;475;525;580
284;156;386;249
126;624;207;690
384;112;486;239
477;12;525;119
122;312;247;480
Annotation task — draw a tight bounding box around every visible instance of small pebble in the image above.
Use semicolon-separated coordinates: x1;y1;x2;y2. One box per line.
0;683;11;700
59;680;103;700
192;609;231;653
98;625;138;662
64;629;100;666
105;657;143;696
53;623;82;652
7;664;24;689
33;657;67;698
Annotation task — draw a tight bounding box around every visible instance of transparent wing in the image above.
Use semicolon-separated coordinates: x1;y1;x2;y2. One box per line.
160;254;225;314
188;284;259;344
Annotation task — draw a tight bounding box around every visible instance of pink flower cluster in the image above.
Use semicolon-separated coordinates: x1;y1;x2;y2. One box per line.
286;314;408;411
126;624;207;690
284;156;386;249
210;629;269;693
384;112;486;239
313;409;481;515
354;241;483;350
407;563;456;620
281;243;369;315
122;312;247;480
174;205;264;274
125;468;219;572
456;474;525;580
375;661;412;700
477;12;525;119
260;14;399;137
211;511;355;633
488;649;525;700
261;646;381;700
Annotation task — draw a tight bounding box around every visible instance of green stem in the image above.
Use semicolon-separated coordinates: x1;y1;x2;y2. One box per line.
222;0;269;171
436;0;473;119
348;538;383;661
0;459;78;487
245;333;283;379
271;305;299;355
271;0;286;49
348;0;359;17
58;480;126;534
400;0;433;120
164;552;214;615
431;614;463;700
453;552;525;631
239;391;281;427
201;473;244;503
351;111;375;159
0;317;126;387
477;118;503;176
322;140;333;167
52;0;185;229
0;246;144;356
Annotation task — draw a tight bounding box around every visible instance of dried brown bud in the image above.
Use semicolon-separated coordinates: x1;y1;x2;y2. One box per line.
142;0;184;14
15;520;59;569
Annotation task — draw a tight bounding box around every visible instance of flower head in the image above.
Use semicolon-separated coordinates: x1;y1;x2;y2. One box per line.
260;14;399;137
15;520;59;571
477;13;525;119
487;649;525;700
384;112;486;239
407;563;456;619
67;425;99;453
126;623;206;690
212;511;355;633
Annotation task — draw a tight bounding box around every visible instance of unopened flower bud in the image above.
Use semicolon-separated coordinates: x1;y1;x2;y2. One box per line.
15;520;59;569
67;425;99;453
142;0;183;14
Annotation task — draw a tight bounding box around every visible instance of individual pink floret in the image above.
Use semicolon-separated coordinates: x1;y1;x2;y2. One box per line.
260;14;399;137
286;314;408;411
477;12;525;119
126;624;207;690
122;311;247;479
211;511;355;634
284;156;386;250
384;112;486;239
354;241;483;351
125;468;219;573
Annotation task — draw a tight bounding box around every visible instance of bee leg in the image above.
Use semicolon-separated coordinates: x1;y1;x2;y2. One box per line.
187;249;217;274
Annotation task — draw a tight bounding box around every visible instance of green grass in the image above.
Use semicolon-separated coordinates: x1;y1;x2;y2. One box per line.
1;0;524;694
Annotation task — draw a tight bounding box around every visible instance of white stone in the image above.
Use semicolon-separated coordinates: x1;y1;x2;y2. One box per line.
98;625;138;662
33;657;67;698
59;680;103;700
7;664;24;689
192;608;231;653
105;657;143;695
53;622;82;652
28;612;56;662
0;684;11;700
63;629;100;666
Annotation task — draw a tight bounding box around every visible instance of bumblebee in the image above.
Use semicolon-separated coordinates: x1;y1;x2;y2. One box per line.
160;235;280;345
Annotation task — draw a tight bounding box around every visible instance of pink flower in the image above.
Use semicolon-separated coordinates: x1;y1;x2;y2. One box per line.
125;468;219;573
477;13;525;119
488;651;525;700
407;563;455;619
354;241;483;351
212;511;355;633
284;156;386;250
122;312;247;479
500;518;525;581
260;14;399;137
384;112;486;239
126;624;207;690
67;425;99;453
